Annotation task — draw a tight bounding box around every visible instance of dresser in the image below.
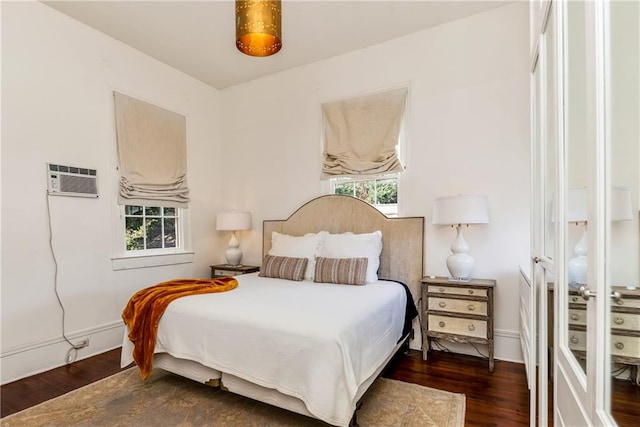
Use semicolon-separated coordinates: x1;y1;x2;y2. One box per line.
549;285;640;384
421;276;496;372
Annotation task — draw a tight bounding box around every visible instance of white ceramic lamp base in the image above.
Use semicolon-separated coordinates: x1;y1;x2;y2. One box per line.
446;225;474;281
224;232;243;266
568;224;588;285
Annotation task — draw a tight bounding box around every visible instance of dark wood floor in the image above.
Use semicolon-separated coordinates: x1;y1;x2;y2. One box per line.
1;348;638;425
1;348;529;424
384;350;530;426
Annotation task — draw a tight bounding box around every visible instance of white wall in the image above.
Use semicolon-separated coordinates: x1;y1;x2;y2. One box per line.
220;2;531;361
1;2;225;383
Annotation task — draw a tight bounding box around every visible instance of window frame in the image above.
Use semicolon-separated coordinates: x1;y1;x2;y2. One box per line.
109;90;193;271
321;85;410;217
111;204;193;271
123;205;181;252
330;173;400;217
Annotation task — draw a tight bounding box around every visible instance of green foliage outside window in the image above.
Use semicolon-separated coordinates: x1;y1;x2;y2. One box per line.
333;177;398;205
125;206;178;251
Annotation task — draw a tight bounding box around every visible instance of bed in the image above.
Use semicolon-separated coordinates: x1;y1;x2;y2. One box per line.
121;194;424;426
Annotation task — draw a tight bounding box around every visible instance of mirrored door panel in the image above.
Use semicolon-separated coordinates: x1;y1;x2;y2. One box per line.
564;0;588;374
605;0;640;424
544;9;557;263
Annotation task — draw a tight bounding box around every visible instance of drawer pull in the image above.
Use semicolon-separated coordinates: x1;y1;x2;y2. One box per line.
439;301;446;308
570;336;579;344
468;324;475;332
570;313;579;321
439;287;445;293
439;321;446;328
468;304;475;311
615;342;624;350
468;289;474;295
571;296;579;302
614;316;624;325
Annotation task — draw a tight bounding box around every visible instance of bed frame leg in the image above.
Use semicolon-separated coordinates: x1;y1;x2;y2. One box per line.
349;400;363;427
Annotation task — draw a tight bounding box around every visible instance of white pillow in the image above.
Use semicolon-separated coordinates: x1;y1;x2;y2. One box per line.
268;231;323;281
318;231;383;283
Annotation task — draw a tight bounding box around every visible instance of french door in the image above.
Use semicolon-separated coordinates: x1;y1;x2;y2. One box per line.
531;0;638;425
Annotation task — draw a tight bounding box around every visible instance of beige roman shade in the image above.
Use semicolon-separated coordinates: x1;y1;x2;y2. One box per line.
113;92;189;208
321;87;407;178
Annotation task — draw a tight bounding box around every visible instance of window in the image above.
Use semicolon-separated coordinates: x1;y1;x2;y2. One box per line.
332;174;399;216
124;205;180;251
322;87;407;217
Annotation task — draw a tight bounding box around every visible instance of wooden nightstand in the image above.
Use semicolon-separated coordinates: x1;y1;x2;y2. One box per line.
210;264;260;278
421;276;496;372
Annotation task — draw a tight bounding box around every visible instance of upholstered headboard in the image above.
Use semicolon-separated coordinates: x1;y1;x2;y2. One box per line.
263;195;424;302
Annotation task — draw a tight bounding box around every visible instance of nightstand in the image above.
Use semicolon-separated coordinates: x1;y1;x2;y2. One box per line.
210;264;260;278
421;276;496;372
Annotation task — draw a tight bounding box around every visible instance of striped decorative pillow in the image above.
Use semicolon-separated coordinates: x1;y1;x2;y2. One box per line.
259;255;308;281
314;257;368;285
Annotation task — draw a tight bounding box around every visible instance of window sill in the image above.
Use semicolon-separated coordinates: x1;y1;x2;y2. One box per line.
111;251;195;271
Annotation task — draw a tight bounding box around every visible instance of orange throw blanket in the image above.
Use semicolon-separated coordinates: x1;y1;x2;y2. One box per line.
122;277;238;380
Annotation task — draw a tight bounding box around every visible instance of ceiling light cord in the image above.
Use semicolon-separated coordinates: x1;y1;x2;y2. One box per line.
46;192;78;364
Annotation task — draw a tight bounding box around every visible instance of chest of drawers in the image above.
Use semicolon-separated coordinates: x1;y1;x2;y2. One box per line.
421;276;496;372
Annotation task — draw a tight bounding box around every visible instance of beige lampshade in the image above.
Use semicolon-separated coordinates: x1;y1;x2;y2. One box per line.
216;211;252;231
611;186;632;222
236;0;282;57
432;194;490;225
567;188;588;223
567;187;632;223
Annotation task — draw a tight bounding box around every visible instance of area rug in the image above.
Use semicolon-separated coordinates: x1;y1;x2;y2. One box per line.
1;368;465;427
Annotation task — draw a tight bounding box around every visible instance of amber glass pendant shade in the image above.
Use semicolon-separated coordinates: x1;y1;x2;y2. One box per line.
236;0;282;57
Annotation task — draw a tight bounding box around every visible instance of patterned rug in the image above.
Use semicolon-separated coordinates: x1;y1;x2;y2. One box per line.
2;368;465;426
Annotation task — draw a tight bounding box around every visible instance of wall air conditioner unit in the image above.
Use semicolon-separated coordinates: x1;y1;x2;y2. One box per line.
47;163;98;198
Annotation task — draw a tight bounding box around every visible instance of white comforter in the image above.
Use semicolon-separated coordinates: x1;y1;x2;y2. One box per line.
122;273;406;426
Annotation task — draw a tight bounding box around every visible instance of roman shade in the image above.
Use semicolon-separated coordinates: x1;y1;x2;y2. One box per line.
113;92;189;208
321;87;407;178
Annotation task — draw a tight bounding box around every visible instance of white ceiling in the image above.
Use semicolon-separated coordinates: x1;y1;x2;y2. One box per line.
43;0;509;89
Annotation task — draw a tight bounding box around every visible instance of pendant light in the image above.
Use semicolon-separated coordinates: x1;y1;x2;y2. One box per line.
235;0;282;57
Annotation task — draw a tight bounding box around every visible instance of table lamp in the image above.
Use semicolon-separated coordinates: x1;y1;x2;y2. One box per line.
567;188;588;285
567;186;632;285
216;210;252;266
432;194;490;281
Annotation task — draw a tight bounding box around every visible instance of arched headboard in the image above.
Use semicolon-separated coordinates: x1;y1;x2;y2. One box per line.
263;195;424;302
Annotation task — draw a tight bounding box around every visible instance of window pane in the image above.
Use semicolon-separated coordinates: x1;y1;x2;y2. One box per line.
146;218;163;249
365;181;376;204
334;182;354;196
164;218;177;248
124;205;181;252
330;175;398;217
354;181;376;204
145;206;161;216
376;179;398;204
125;205;143;216
354;181;365;200
125;217;144;250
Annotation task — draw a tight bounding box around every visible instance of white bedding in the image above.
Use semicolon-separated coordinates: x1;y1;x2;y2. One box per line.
121;273;407;426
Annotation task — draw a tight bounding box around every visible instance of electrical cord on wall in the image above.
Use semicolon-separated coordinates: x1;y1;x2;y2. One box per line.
46;192;80;364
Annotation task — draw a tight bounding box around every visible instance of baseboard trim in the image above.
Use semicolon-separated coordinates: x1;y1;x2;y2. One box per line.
1;320;125;385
